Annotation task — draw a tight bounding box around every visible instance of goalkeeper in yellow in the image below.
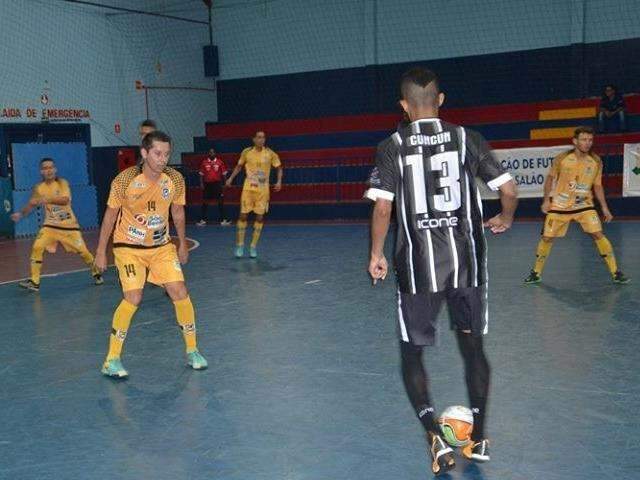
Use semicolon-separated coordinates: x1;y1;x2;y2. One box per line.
226;131;282;258
524;126;630;284
94;130;207;378
10;157;103;292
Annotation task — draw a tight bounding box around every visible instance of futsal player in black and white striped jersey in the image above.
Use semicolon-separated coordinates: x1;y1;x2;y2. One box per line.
366;68;518;475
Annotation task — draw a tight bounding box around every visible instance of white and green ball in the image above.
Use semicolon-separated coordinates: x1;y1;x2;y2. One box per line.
438;405;474;447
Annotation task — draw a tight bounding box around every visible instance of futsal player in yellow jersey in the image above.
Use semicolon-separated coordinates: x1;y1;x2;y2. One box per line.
94;130;207;378
10;158;103;292
524;126;630;284
226;131;282;258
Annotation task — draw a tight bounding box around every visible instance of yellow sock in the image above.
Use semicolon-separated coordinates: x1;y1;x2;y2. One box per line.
30;241;45;284
250;221;264;248
236;219;248;246
595;236;618;275
79;249;99;276
106;300;138;360
174;297;197;353
533;239;553;274
30;259;43;284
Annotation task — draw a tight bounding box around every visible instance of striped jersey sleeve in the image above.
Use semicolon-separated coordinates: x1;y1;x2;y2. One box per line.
365;137;398;201
465;129;512;191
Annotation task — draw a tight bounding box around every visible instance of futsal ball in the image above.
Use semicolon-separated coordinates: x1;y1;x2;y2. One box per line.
438;405;474;447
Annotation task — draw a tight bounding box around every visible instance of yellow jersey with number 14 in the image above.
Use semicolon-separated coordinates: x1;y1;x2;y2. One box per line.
107;166;185;248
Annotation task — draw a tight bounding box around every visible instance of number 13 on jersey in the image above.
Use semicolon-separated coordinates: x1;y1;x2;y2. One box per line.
405;151;461;214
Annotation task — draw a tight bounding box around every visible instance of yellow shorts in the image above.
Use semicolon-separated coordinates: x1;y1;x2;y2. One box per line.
543;209;602;238
114;242;184;292
240;188;269;215
33;226;89;254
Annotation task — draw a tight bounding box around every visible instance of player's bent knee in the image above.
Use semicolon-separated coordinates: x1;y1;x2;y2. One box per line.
590;231;604;240
165;282;188;301
123;289;143;306
542;236;554;243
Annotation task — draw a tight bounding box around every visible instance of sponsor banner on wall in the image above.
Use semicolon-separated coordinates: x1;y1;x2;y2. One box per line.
480;145;572;199
623;143;640;197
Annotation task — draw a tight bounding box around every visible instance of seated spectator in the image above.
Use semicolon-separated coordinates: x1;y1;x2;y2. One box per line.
598;85;627;132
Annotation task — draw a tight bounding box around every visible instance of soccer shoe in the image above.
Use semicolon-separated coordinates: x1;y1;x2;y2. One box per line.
101;358;128;378
462;439;490;462
234;245;244;258
523;270;541;285
613;271;630;284
19;279;40;292
249;246;258;258
196;220;206;227
187;350;208;370
221;219;232;226
428;432;455;475
93;274;104;285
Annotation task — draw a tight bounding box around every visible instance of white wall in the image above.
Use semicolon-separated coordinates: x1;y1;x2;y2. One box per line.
0;0;215;157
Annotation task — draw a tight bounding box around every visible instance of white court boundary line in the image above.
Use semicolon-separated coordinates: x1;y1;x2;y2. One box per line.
0;236;200;286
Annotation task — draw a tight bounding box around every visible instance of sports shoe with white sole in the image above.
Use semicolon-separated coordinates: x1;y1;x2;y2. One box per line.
428;432;455;475
101;358;128;378
462;439;490;462
187;350;208;370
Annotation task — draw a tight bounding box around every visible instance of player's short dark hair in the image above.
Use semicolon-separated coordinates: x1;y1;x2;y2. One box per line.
40;157;55;165
139;119;157;129
573;126;595;138
400;67;440;107
142;130;172;150
253;130;265;138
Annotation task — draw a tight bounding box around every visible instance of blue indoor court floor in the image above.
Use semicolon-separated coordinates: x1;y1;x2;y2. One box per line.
0;222;638;480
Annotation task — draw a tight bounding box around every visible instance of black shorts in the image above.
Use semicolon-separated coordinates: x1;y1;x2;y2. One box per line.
397;286;488;346
203;181;223;200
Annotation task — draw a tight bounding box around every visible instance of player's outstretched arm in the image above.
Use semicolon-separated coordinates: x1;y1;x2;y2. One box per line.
369;199;392;285
94;207;119;272
593;184;613;222
10;202;34;222
225;164;243;187
171;203;189;264
10;187;42;222
484;179;518;234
